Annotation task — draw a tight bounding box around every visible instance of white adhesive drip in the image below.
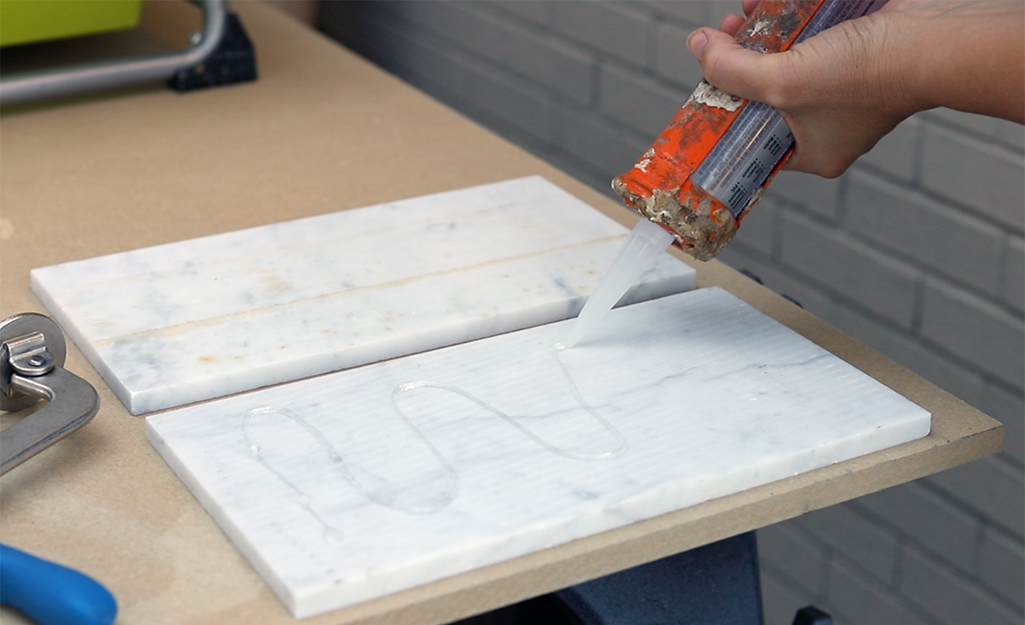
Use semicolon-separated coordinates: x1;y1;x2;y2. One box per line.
690;80;744;111
564;218;675;348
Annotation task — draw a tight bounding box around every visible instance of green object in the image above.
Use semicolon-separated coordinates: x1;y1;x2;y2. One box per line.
0;0;143;48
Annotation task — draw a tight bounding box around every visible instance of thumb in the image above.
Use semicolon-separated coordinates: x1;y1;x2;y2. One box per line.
687;27;780;105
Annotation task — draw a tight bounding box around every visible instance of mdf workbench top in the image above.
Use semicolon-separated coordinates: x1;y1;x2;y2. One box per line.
0;3;1001;625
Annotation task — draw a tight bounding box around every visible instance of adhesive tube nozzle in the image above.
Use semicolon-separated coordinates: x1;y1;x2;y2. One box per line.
563;218;674;349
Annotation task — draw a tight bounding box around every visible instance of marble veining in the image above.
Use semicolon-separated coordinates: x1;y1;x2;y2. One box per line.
243;403;458;521
390;344;629;463
146;288;932;619
30;176;696;414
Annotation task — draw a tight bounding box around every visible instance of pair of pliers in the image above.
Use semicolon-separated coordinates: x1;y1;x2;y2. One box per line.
0;545;117;625
1;313;116;625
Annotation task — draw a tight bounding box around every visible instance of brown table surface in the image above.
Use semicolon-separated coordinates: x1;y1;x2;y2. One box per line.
0;3;1001;624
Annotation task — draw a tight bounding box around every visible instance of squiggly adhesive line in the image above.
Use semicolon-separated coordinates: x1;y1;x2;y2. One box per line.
392;344;628;461
243;405;459;543
242;407;347;543
242;343;626;541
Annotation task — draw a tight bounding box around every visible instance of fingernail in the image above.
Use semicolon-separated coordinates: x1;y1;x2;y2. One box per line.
687;30;707;58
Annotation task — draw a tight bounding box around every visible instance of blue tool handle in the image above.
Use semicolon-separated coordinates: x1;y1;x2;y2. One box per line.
0;543;117;625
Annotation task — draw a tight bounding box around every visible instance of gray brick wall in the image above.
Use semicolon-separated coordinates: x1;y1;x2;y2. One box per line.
317;2;1025;623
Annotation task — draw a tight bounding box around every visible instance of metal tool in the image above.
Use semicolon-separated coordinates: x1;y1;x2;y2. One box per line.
0;314;115;624
1;312;100;475
613;0;887;260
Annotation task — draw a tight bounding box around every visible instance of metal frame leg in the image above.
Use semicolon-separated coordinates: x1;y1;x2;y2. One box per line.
0;0;229;106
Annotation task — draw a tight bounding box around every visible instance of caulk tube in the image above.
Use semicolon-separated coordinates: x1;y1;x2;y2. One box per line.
612;0;887;261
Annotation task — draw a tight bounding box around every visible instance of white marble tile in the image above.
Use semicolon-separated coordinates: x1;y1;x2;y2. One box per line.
146;287;931;619
30;177;695;414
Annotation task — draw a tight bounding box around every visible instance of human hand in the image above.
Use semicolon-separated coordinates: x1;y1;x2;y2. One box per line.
686;0;1024;178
